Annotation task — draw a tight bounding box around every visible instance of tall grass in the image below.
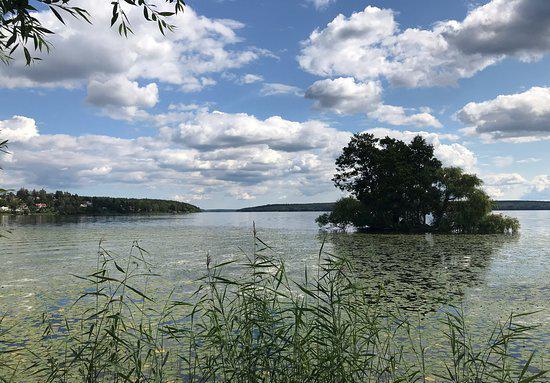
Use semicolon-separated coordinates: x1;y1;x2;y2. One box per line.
0;229;547;382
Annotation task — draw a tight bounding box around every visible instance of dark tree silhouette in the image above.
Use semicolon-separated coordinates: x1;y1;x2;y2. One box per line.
333;133;441;231
0;137;7;193
325;133;519;234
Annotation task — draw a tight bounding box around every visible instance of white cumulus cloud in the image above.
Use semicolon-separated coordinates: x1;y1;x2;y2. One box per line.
305;77;382;114
0;113;350;202
298;1;550;88
86;76;159;121
86;77;159;109
0;116;40;142
305;77;442;127
0;2;267;94
458;87;550;142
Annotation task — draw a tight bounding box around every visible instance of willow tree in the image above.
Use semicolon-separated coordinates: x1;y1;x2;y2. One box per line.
0;137;7;193
1;0;186;64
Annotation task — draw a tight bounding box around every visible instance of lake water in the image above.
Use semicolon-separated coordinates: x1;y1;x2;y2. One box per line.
1;210;549;357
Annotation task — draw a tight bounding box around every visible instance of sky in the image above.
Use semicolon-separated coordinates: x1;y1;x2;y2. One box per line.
0;0;549;209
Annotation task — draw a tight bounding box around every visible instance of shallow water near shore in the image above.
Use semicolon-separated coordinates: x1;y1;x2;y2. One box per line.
1;210;549;360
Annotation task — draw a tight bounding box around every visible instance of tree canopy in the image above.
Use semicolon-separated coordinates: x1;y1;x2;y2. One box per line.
1;0;185;65
321;133;519;234
333;134;442;231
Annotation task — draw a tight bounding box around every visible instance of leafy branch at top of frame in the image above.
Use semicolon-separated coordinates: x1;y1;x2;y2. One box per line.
0;137;7;176
0;0;186;65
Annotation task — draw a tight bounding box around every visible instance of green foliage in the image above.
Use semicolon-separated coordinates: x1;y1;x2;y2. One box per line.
315;212;331;226
0;0;186;65
479;214;520;234
0;236;546;382
0;137;7;171
330;134;519;234
0;137;7;194
334;133;441;231
0;138;6;154
315;197;368;228
432;167;488;233
0;187;201;215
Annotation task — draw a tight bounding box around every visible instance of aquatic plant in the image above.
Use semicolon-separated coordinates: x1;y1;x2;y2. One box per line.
0;232;546;382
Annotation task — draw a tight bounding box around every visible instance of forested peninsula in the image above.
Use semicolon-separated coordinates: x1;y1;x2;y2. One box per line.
0;189;201;215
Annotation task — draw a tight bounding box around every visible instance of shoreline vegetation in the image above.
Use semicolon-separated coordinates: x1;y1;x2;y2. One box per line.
0;235;547;382
0;188;201;216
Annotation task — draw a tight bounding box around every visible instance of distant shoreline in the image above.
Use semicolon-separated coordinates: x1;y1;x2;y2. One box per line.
226;200;550;213
0;211;202;217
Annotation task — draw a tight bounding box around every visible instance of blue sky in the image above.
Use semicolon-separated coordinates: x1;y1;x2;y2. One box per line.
0;0;549;208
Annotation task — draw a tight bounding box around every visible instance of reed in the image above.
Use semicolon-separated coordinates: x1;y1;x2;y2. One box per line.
0;230;547;382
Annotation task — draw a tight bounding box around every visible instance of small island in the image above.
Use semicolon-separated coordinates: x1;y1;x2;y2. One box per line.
0;189;201;215
316;133;520;234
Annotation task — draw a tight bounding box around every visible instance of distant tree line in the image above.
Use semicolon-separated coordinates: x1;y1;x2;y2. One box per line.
237;201;550;212
317;133;519;234
239;203;336;212
493;200;550;210
0;188;201;215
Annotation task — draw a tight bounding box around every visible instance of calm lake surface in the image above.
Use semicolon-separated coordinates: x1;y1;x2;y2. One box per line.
1;210;549;356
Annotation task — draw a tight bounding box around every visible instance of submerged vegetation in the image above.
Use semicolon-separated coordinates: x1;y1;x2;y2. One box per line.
319;134;519;234
0;233;546;382
0;188;201;215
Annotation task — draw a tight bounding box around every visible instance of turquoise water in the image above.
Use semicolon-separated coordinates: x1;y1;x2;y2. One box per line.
0;211;548;356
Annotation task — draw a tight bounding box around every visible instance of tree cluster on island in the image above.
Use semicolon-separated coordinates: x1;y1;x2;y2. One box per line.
317;133;519;234
0;188;200;215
